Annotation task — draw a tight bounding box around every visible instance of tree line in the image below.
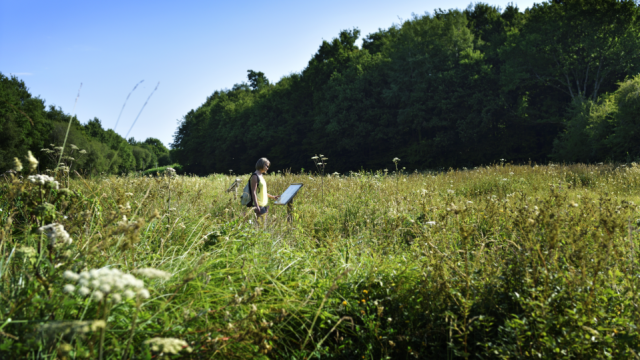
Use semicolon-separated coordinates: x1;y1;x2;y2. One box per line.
172;0;640;175
0;73;172;174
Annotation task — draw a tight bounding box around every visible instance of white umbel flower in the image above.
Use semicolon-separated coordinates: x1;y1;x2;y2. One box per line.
137;289;150;299
111;293;122;304
63;267;148;303
144;337;192;354
78;287;91;296
38;223;72;246
28;174;59;189
133;268;172;280
63;270;80;281
165;168;177;177
92;290;104;301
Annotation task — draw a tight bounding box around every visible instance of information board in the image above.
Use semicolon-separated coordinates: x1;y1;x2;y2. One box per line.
274;183;303;205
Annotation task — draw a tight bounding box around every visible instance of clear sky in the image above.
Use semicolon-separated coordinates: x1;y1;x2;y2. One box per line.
0;0;539;147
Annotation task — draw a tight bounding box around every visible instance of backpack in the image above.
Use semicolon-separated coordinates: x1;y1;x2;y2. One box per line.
240;173;260;207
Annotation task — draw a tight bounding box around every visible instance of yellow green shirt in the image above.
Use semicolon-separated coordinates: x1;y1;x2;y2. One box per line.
256;174;268;207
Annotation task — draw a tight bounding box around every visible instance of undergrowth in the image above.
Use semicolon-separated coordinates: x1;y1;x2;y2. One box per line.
2;162;640;358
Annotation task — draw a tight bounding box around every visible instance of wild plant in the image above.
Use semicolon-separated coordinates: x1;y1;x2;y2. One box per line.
1;160;640;358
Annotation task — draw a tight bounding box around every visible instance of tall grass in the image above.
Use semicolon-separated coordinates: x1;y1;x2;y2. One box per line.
2;162;640;358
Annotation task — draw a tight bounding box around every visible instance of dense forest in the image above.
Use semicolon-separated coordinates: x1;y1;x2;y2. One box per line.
0;73;172;174
173;0;640;175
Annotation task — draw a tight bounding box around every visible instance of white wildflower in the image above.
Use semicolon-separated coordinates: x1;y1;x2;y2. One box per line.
63;284;75;294
78;287;91;296
14;158;23;172
79;149;87;154
92;290;104;302
133;268;172;280
26;151;38;171
38;223;72;246
144;337;192;354
39;320;106;336
392;157;400;163
111;293;122;304
137;289;150;299
66;267;147;303
28;174;59;189
426;221;436;226
99;284;111;293
63;270;80;282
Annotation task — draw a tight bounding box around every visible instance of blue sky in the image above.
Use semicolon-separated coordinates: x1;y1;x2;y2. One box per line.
0;0;538;147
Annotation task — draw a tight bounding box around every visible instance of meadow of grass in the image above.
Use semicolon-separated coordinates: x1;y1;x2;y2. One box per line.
2;162;640;359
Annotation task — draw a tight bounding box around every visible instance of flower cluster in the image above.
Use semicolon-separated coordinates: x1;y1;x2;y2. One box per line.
26;151;38;171
28;174;60;189
39;320;106;337
144;337;192;354
13;158;23;172
38;223;73;246
165;167;176;177
133;268;172;280
63;268;151;303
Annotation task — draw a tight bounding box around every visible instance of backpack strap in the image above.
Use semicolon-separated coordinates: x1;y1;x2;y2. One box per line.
248;172;260;207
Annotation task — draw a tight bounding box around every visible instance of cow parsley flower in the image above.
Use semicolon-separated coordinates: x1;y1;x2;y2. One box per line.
63;267;148;303
144;337;192;354
28;174;59;189
165;168;176;177
38;223;72;246
92;290;104;301
134;268;172;280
